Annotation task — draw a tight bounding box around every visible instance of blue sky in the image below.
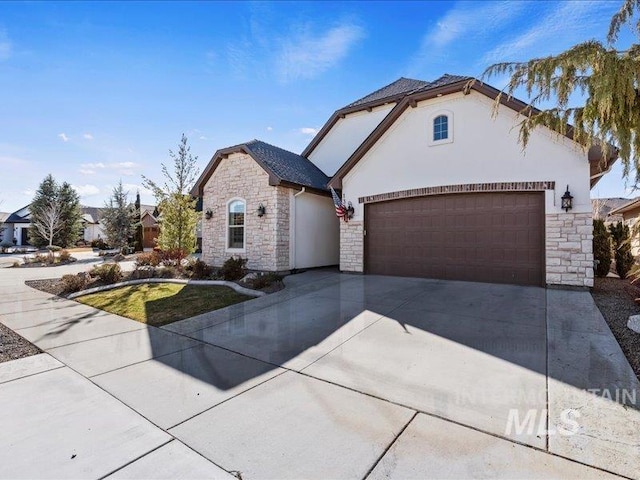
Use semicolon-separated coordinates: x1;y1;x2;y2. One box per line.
0;0;633;212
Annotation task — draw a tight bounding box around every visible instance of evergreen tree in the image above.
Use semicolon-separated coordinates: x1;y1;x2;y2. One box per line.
478;0;640;183
609;222;635;279
594;219;612;277
134;191;144;251
29;175;81;248
101;181;138;251
142;134;199;253
57;182;82;247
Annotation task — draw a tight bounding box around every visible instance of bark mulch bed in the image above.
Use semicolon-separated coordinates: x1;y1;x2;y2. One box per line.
591;276;640;380
0;322;41;364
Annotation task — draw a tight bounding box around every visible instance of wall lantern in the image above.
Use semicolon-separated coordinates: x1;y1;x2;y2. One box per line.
205;209;213;220
346;202;355;220
257;203;266;217
561;185;573;212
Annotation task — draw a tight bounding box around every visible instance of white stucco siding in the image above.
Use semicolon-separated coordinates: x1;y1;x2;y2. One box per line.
309;104;395;176
342;91;590;221
292;191;339;269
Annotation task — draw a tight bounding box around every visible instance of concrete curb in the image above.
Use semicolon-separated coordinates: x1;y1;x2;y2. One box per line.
67;278;266;300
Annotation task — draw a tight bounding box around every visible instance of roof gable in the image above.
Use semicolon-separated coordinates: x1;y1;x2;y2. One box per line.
192;140;330;197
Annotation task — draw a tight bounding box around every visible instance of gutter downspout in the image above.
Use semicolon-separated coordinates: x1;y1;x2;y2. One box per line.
291;188;306;270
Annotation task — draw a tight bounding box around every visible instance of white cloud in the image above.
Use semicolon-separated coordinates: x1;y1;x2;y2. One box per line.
0;29;11;61
81;162;105;169
58;133;69;142
73;184;100;197
79;169;96;175
276;23;365;83
123;183;153;197
22;188;33;197
266;126;273;132
199;135;207;140
83;133;94;140
299;127;318;136
482;1;617;63
422;1;529;49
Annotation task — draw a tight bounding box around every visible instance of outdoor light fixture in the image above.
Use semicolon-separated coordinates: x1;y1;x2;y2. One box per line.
561;186;573;212
346;201;355;219
205;209;213;220
257;203;266;217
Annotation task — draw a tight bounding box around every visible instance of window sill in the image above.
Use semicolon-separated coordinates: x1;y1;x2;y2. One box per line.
428;138;453;146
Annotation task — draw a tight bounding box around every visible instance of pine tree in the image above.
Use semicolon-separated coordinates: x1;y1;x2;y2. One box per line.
593;219;612;277
609;222;635;279
477;0;640;183
142;134;199;253
134;191;144;252
101;181;139;251
57;182;82;247
29;175;81;248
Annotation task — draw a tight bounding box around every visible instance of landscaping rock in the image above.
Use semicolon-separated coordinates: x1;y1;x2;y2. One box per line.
627;315;640;334
113;253;126;262
240;272;259;283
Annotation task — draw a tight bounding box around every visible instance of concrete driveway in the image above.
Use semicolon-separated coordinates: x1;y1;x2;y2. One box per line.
0;267;638;479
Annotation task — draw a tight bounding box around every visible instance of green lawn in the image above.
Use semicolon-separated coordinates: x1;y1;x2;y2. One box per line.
78;283;251;326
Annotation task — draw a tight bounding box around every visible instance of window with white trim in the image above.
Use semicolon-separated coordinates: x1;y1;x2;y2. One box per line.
433;115;448;141
227;200;245;249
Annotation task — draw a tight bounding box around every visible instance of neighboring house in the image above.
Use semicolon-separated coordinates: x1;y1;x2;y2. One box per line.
0;212;10;244
609;198;640;256
591;197;630;225
195;74;616;287
81;206;105;243
192;140;339;271
3;205;31;246
141;208;159;249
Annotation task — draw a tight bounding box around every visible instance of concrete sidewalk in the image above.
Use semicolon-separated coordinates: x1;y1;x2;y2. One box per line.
0;265;637;479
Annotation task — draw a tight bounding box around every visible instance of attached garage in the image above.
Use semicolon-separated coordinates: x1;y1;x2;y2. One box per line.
364;192;545;286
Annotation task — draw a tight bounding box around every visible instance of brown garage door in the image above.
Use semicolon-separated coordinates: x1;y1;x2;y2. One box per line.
364;192;544;286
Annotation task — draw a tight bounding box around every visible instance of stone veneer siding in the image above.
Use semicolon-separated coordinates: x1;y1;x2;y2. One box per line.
340;221;364;273
201;152;290;271
545;212;593;288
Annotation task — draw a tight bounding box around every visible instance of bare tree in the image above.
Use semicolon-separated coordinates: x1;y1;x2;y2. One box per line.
32;198;63;247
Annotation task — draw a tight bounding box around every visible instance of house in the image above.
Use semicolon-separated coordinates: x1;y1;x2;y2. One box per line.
192;140;339;271
140;208;159;249
195;74;616;287
592;197;630;225
2;205;31;246
609;198;640;255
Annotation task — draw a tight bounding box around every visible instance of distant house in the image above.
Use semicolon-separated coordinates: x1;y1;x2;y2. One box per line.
2;205;31;246
609;198;640;255
140;207;159;249
591;197;631;225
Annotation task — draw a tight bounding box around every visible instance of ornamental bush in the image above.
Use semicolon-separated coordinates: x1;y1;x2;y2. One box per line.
593;219;612;278
91;263;122;284
220;256;247;281
609;222;635;279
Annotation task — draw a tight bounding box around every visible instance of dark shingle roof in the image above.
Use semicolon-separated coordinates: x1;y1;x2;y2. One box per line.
244;140;330;190
5;207;30;223
343;74;471;110
344;77;430;108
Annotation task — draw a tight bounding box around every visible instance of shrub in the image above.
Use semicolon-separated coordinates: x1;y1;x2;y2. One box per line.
46;245;62;252
155;266;179;278
593;219;612;278
251;272;283;290
609;222;635;279
220;256;247;281
1;240;13;253
129;266;157;280
135;251;161;267
59;249;72;262
158;248;186;267
91;238;108;250
32;253;49;264
186;258;213;279
60;273;88;294
91;263;122;284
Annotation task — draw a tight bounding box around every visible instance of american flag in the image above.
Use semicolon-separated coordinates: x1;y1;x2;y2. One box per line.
331;187;348;221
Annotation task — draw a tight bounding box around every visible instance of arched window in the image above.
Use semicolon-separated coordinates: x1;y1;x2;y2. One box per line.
227;199;245;250
433;115;448;141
